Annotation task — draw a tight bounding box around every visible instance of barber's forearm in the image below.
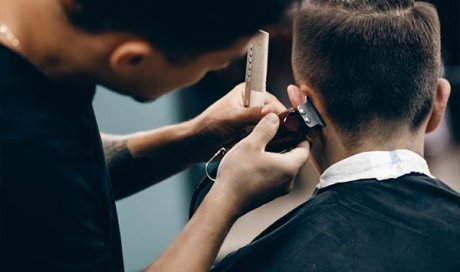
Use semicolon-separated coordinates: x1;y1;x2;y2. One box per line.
145;186;239;272
102;118;214;200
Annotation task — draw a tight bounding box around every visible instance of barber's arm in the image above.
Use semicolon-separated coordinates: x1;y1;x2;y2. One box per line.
145;113;310;272
102;83;286;200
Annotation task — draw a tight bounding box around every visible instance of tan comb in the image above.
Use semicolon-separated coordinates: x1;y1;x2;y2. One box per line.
244;30;269;107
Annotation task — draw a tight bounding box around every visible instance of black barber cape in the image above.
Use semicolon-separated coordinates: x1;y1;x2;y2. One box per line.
0;45;124;271
212;174;460;272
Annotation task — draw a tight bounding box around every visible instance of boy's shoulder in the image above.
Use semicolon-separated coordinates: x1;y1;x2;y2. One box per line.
212;174;460;272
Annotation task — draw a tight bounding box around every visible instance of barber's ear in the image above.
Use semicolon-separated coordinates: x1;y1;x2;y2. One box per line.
426;78;451;133
287;85;306;108
109;41;152;73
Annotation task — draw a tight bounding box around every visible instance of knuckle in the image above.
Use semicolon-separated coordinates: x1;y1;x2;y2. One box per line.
284;165;299;179
260;127;275;139
266;92;276;101
287;157;302;169
235;82;245;90
241;138;257;150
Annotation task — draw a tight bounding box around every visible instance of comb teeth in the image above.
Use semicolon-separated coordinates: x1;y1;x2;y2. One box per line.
245;30;269;107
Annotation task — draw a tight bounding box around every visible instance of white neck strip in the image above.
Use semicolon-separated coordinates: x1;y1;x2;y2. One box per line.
317;149;433;189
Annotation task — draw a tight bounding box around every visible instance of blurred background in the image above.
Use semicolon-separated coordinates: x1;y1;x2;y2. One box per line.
93;1;459;271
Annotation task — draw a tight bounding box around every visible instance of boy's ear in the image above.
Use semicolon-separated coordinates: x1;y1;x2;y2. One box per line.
426;78;451;133
287;85;306;108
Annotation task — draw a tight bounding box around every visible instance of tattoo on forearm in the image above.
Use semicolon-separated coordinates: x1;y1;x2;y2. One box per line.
102;138;153;200
102;138;129;164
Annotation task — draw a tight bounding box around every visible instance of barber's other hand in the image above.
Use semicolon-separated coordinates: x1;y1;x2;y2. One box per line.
211;113;310;217
191;83;286;161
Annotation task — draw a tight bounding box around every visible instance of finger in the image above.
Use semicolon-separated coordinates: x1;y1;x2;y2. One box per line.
245;113;280;149
287;85;306;108
276;140;310;168
236;105;264;125
264;92;287;114
229;82;246;104
234;82;246;94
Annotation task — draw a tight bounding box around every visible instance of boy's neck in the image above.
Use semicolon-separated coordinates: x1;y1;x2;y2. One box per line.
312;125;426;175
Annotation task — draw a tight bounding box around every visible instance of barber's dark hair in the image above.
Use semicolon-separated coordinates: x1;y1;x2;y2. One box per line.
65;0;295;63
293;0;441;146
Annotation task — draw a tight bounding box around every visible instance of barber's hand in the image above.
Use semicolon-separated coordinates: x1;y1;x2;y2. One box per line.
192;83;286;161
211;113;310;216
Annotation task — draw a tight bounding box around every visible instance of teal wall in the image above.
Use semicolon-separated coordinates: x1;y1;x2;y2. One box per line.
93;87;188;272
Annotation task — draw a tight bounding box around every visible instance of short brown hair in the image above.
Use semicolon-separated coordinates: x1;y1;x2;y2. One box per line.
293;0;441;146
65;0;296;64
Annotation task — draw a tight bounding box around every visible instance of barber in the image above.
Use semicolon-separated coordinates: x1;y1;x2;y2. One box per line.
0;0;308;271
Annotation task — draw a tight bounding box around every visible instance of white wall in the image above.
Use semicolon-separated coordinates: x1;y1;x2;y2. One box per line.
93;87;188;272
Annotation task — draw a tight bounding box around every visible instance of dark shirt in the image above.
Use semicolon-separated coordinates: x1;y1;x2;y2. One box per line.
0;45;124;271
212;174;460;271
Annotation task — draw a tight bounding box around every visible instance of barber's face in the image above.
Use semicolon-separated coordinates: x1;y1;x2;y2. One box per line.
104;38;250;102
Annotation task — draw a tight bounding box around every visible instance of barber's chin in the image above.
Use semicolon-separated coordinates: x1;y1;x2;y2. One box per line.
128;86;172;103
131;95;156;103
129;89;164;103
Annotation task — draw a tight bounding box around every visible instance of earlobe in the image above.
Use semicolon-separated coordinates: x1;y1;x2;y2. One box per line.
426;78;451;133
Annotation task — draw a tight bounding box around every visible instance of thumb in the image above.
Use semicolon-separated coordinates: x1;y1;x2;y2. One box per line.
245;113;279;149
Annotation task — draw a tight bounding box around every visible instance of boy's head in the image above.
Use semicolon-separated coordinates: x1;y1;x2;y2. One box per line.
290;0;450;162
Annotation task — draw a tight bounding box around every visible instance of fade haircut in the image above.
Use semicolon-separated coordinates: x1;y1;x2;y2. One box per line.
64;0;295;63
292;0;441;146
